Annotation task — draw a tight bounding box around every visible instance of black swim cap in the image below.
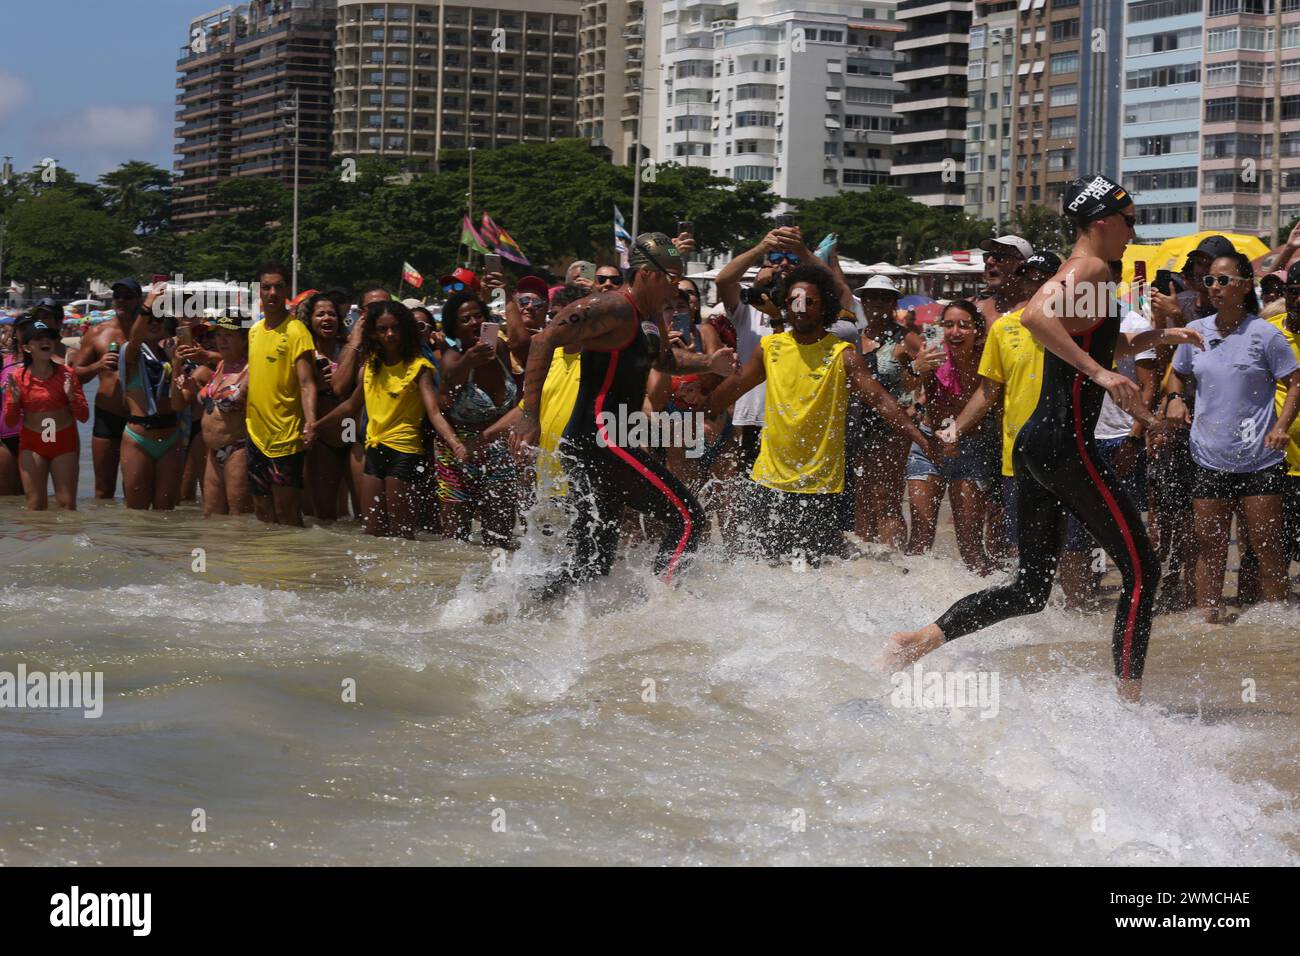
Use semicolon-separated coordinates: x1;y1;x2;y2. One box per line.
628;232;683;275
1063;173;1131;223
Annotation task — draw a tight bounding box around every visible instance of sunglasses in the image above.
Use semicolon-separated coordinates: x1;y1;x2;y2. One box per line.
516;294;545;307
595;273;624;286
1120;213;1137;228
940;320;976;330
766;252;799;265
415;321;430;331
1203;274;1246;288
443;281;468;293
984;251;1019;263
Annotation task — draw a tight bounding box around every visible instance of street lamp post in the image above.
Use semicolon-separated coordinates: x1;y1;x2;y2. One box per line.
280;92;301;297
626;30;650;240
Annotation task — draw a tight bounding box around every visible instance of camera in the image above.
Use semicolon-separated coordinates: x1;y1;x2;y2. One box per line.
742;275;787;310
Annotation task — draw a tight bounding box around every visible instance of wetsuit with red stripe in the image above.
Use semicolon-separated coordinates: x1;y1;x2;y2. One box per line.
935;299;1158;680
542;294;707;596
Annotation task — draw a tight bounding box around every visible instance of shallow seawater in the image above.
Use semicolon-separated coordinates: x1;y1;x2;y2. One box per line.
0;487;1297;865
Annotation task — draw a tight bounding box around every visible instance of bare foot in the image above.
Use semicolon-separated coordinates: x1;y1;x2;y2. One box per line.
1116;678;1142;703
888;623;945;668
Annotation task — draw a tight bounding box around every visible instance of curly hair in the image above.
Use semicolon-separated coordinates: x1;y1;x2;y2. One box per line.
781;264;842;328
360;299;421;372
441;292;489;341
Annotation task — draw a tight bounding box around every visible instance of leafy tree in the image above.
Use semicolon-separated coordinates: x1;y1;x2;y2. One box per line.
99;161;173;235
5;189;128;296
183;177;290;279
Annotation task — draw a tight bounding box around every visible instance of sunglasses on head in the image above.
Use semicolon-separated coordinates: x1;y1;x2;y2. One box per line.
1203;274;1244;288
766;252;799;265
595;273;624;286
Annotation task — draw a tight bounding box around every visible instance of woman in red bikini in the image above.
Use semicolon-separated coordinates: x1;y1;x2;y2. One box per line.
2;317;89;510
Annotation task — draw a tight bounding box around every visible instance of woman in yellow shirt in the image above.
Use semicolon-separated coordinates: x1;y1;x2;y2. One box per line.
709;265;932;565
318;301;465;538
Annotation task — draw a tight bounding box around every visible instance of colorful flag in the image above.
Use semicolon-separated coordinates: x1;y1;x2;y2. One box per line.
614;204;632;269
401;261;424;289
481;212;530;266
460;215;489;255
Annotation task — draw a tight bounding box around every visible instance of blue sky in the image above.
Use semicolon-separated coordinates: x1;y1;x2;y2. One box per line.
0;0;187;183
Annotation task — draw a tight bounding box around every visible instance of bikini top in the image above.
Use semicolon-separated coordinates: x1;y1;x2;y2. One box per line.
200;360;247;415
126;342;171;416
448;349;517;425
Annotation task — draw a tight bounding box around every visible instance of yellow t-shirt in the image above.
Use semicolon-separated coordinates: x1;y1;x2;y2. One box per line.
752;331;851;494
1267;315;1300;475
363;355;435;454
246;316;315;457
536;347;582;493
977;308;1044;477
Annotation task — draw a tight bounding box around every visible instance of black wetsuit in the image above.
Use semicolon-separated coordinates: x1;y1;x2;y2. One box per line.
541;293;707;596
936;299;1158;680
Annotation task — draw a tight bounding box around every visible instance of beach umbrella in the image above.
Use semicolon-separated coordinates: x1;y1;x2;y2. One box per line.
899;294;935;310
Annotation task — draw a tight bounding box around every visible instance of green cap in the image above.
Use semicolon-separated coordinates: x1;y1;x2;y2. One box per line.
628;232;683;274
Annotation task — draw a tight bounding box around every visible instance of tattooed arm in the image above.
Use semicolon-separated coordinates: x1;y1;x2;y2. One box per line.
511;292;632;450
651;308;738;375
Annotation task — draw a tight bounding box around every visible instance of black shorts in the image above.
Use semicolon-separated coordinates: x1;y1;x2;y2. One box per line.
246;443;305;497
1148;430;1194;511
92;406;128;441
1190;460;1288;500
748;483;844;564
1283;475;1300;563
738;425;762;473
363;443;427;483
1;434;18;458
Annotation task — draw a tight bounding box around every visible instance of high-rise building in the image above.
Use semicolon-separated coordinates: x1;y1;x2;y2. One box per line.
175;1;337;230
1198;0;1300;239
331;0;580;169
1007;1;1123;212
660;0;902;201
891;0;971;210
965;1;1019;228
577;0;663;167
1119;0;1202;242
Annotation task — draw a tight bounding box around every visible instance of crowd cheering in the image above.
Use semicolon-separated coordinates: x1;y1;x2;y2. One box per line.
3;213;1300;625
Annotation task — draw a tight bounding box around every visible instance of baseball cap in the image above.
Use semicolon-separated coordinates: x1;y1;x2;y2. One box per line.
516;276;549;298
401;297;424;309
854;275;902;296
1018;251;1062;275
979;235;1033;259
1262;269;1287;288
31;298;64;323
212;313;248;333
1062;173;1131;223
1286;261;1300;286
438;267;480;294
111;278;144;298
627;233;683;275
1192;235;1236;261
18;318;58;342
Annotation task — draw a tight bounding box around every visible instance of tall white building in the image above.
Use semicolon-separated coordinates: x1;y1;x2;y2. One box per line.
577;0;662;166
1118;0;1202;242
659;0;902;201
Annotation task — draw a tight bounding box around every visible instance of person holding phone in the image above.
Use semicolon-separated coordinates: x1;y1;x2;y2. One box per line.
435;291;521;547
120;294;184;510
302;292;355;520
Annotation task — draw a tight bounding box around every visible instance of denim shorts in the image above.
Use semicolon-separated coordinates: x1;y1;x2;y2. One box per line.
906;428;997;485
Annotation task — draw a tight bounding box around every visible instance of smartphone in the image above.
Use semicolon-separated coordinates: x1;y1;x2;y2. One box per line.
776;213;795;229
924;322;944;348
178;325;193;346
671;312;693;339
677;220;694;237
484;253;502;273
478;321;500;346
1153;268;1174;296
1133;261;1147;297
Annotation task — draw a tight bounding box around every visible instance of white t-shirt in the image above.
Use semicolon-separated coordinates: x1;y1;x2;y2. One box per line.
1094;310;1156;441
731;301;774;426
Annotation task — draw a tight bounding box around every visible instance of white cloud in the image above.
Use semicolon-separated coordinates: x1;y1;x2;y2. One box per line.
45;105;163;150
0;72;31;125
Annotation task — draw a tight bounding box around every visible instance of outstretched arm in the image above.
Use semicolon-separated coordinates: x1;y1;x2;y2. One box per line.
418;367;467;460
844;350;929;450
707;348;766;415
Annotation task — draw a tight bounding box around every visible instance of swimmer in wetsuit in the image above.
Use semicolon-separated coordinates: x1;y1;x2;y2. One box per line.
889;174;1205;701
512;233;738;598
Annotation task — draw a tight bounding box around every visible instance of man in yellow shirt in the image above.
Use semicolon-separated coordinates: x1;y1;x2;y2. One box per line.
245;263;318;526
1271;262;1300;564
709;263;929;565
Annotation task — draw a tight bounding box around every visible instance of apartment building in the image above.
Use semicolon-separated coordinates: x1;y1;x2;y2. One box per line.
965;0;1019;226
1119;0;1203;241
175;1;337;230
332;0;580;168
577;0;662;166
661;0;903;201
1007;0;1122;211
891;0;971;209
1198;0;1300;238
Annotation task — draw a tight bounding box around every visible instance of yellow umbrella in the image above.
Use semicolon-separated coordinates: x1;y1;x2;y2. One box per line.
1148;232;1270;273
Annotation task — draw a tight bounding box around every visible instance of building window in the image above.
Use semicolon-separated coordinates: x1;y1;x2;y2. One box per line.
823;169;839;185
1051;19;1080;43
1049;117;1077;139
1125;98;1200;124
1050;84;1078;107
733;165;775;181
843;170;888;185
1050;52;1079;75
1126;62;1201;89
